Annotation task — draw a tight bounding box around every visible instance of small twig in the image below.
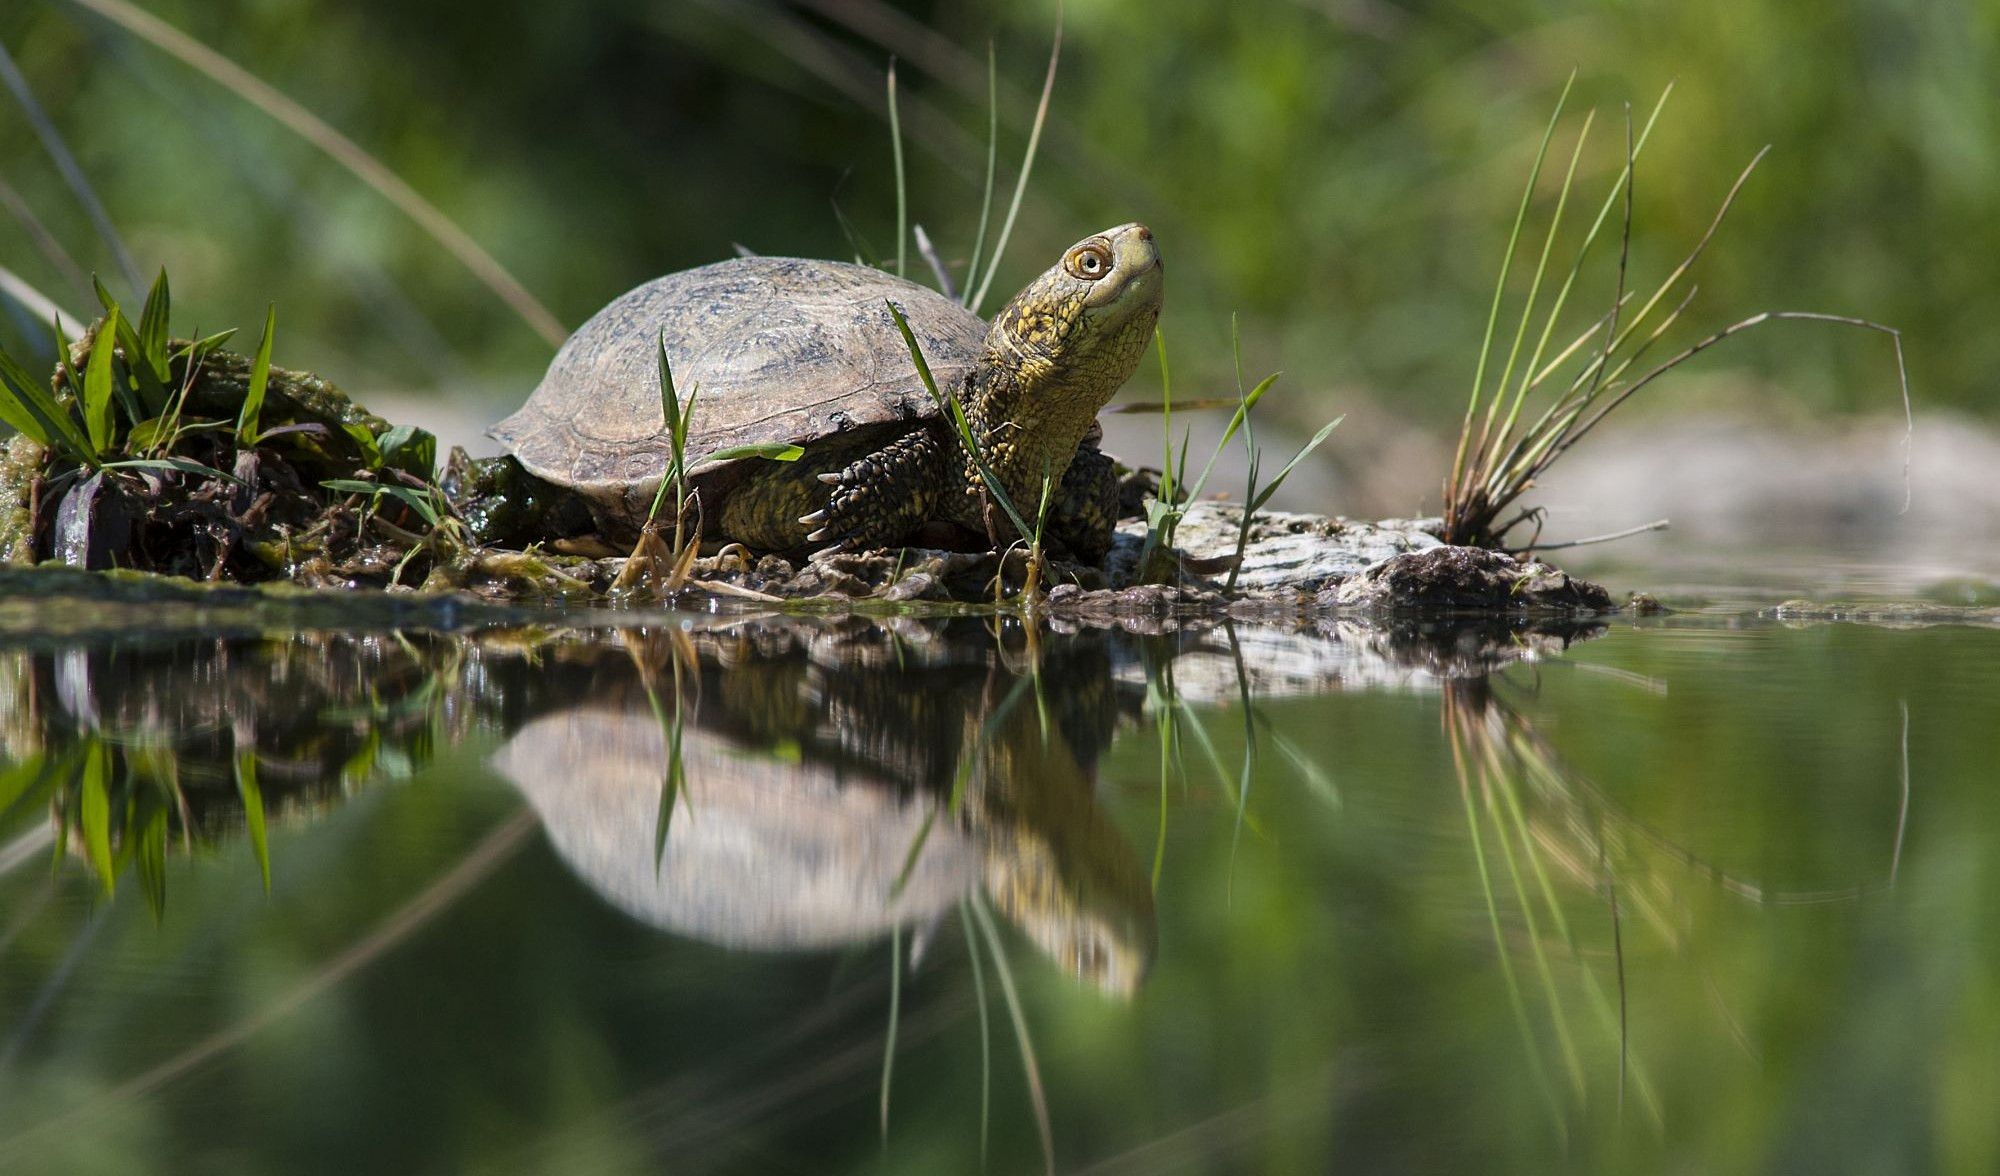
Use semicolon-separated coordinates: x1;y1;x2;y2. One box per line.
1522;517;1669;553
1587;103;1637;403
912;223;957;300
1560;312;1912;507
686;577;784;603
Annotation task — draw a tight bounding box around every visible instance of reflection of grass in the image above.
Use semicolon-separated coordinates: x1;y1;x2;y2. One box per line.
0;736;254;912
1445;676;1671;1127
643;641;694;875
967;890;1054;1175
0;636;463;910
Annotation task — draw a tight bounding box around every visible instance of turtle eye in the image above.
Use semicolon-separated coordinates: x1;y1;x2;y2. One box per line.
1064;243;1111;281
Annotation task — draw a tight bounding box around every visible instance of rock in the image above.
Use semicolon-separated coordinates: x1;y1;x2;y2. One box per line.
1326;546;1616;613
1105;500;1441;594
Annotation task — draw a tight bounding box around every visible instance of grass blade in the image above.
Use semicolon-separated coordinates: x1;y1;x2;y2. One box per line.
886;300;1033;541
887;59;907;279
91;277;155;419
658;330;683;453
1186;371;1281;505
967;893;1054;1175
968;10;1061;315
702;442;804;463
234;750;270;892
376;424;438;480
137;267;171;375
0;263;84;339
1485;111;1597;457
377;485;441;529
235;303;275;446
105;457;245;486
961;41;1001;307
880;925;902;1142
0;754;53;823
962;900;994;1166
1448;71;1575;512
645;683;686;875
0;357;50;443
1475;111;1595;458
1248;415;1344;511
79;743;115;895
135;805;168;918
81;305;120;452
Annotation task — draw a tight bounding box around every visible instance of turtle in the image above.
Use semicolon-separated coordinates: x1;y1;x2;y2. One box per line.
488;223;1162;558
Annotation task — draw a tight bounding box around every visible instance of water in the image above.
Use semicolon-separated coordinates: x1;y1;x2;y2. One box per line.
1;585;1997;1174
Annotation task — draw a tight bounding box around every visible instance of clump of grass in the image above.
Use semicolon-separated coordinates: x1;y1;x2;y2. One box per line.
0;271;237;486
0;271;485;584
1443;80;1912;552
610;334;801;600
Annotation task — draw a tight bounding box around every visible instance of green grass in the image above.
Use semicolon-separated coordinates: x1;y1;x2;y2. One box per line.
1442;84;1912;552
614;331;802;599
1133;323;1341;588
0;273;249;491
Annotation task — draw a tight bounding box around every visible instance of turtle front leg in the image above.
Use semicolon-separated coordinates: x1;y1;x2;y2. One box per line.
801;422;952;551
1042;441;1121;562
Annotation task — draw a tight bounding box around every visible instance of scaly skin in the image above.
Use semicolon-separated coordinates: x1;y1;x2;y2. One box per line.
782;223;1163;557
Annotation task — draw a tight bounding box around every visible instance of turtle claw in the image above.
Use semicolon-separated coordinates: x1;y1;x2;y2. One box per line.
816;472;843;485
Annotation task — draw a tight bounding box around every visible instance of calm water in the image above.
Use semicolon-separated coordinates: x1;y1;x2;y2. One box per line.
1;583;1997;1174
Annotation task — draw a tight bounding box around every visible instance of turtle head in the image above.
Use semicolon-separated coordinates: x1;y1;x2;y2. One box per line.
984;222;1163;400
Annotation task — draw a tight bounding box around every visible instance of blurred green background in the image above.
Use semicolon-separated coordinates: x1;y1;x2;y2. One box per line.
0;0;1991;482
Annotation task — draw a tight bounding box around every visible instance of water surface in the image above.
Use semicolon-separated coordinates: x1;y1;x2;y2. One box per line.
1;586;1995;1174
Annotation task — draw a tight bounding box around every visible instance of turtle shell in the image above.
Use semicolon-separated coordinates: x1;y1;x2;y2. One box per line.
489;257;987;529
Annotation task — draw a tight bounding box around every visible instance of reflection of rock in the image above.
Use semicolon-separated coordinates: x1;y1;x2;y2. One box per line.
1106;614;1607;701
497;705;982;950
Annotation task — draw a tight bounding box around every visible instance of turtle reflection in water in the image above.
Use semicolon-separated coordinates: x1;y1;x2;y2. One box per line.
491;623;1156;996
